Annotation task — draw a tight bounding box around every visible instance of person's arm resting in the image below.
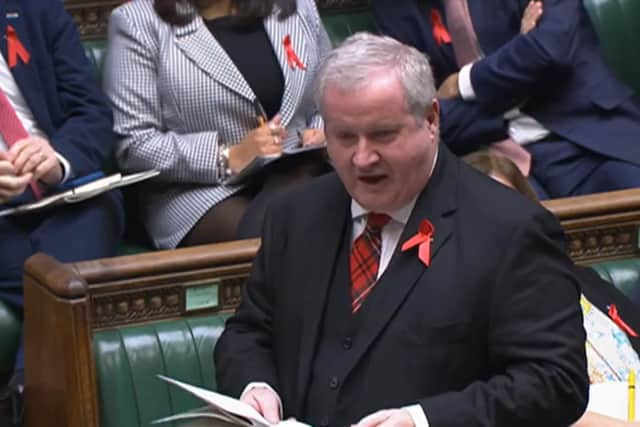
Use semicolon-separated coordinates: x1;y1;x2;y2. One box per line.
45;2;116;177
103;9;224;184
469;0;582;111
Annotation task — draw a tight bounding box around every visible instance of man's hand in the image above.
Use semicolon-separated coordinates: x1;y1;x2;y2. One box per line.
240;386;281;425
521;1;543;34
436;73;460;100
7;136;63;185
0;152;32;203
354;409;415;427
300;128;325;147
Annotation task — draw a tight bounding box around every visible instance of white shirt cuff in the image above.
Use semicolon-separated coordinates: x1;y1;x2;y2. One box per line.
458;63;476;101
404;404;430;427
240;382;283;418
54;152;73;184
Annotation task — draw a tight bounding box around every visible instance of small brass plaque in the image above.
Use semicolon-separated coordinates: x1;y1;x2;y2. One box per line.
186;283;219;311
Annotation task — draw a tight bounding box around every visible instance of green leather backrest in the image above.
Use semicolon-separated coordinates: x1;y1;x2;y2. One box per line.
93;314;229;427
0;302;20;383
322;10;376;44
83;40;108;81
590;258;640;299
584;0;640;93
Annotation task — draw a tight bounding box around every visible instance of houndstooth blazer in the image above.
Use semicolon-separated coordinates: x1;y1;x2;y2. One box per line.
103;0;331;249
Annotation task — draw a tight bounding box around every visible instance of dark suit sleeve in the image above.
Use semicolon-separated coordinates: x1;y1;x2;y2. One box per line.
419;210;589;426
439;99;508;155
43;2;115;175
469;0;583;111
215;205;281;398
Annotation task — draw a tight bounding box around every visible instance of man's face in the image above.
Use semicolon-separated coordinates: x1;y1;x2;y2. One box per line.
323;73;439;212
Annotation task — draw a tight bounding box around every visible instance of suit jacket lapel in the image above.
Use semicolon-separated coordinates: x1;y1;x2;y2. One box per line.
174;15;254;101
341;147;458;377
294;174;351;414
2;2;50;135
263;9;309;127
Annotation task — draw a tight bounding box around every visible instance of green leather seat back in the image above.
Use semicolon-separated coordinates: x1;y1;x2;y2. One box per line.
321;10;376;45
590;258;640;298
0;302;20;383
83;40;108;81
583;0;640;94
94;314;229;427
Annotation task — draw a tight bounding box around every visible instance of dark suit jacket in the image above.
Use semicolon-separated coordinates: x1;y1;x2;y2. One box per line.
215;147;589;427
0;0;115;182
372;0;640;162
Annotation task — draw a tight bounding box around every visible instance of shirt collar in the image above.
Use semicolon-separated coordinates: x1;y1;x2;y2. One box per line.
351;197;417;227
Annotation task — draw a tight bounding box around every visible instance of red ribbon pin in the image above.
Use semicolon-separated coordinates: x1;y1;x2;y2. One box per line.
608;304;638;338
401;219;434;267
283;35;306;70
6;25;30;68
429;9;452;46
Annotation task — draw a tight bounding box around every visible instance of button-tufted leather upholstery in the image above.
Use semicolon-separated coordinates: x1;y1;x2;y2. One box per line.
583;0;640;93
591;258;640;299
94;314;229;427
0;302;20;384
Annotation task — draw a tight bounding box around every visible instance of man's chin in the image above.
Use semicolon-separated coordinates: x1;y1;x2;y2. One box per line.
352;194;393;213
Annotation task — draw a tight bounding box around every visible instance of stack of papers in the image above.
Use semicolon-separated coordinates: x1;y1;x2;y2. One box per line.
154;376;309;427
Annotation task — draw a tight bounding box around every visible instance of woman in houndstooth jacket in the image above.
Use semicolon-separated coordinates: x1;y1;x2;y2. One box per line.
104;0;331;248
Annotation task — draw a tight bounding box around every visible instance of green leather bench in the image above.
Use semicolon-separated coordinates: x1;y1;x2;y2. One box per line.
6;1;640;425
95;315;230;427
20;189;640;427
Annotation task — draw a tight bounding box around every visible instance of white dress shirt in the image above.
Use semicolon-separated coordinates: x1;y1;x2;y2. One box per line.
458;63;550;144
0;51;71;182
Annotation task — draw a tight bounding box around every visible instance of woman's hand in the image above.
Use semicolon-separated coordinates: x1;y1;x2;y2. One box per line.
521;1;543;34
300;128;325;147
228;115;286;173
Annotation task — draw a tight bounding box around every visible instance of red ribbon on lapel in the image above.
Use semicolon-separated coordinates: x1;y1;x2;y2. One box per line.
608;304;639;338
6;25;30;68
429;9;451;46
283;35;306;70
401;219;434;267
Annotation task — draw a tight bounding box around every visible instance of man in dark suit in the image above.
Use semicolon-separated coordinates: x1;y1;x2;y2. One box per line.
0;1;124;424
371;0;640;199
214;33;588;427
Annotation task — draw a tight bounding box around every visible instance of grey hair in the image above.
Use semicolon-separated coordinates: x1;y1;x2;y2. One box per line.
314;32;436;122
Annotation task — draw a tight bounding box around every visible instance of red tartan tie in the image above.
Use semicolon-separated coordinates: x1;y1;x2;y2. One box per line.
350;213;391;313
0;89;42;199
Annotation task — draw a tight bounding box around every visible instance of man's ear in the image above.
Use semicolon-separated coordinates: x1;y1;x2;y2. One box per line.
425;99;440;128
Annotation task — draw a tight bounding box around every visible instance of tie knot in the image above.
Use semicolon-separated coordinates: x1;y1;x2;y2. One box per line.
366;213;391;231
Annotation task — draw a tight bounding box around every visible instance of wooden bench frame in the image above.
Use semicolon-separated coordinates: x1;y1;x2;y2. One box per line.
23;188;640;427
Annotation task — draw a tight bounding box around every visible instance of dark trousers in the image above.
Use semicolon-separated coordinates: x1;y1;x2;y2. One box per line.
527;139;640;199
0;191;124;372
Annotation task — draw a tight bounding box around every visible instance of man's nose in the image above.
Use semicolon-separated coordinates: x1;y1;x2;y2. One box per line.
352;139;379;167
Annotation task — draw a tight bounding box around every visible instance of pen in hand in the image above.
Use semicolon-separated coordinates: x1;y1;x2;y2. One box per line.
253;98;268;127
